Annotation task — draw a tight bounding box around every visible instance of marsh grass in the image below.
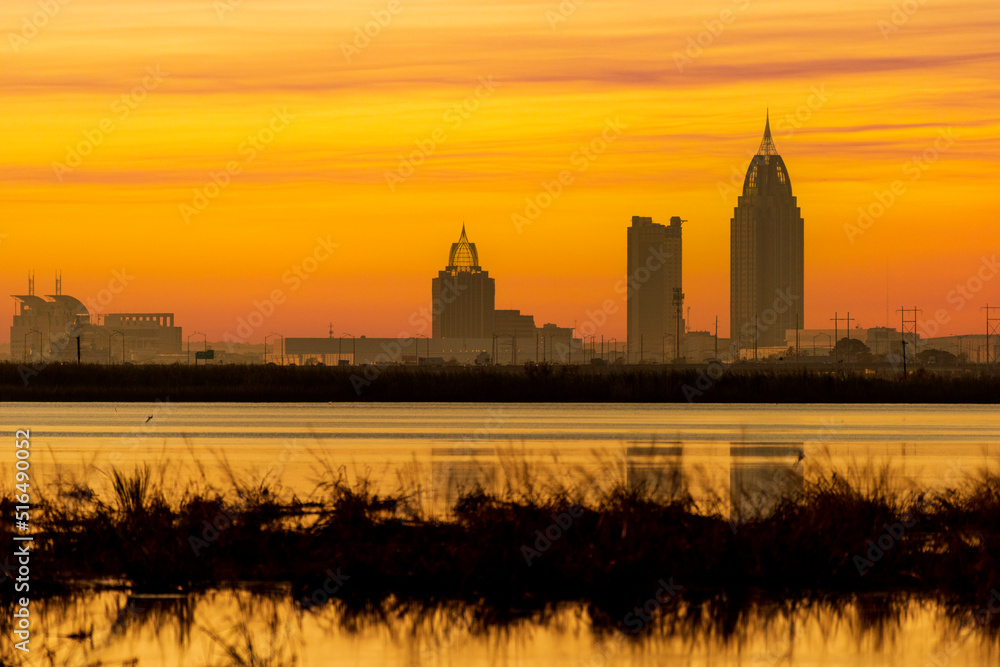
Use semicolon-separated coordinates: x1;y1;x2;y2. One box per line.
1;448;998;625
108;465;155;519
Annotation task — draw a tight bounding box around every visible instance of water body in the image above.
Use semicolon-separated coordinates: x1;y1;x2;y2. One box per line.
17;590;1000;666
4;402;998;509
3;403;999;665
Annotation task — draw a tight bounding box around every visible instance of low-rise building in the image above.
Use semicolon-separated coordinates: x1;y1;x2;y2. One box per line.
10;276;182;364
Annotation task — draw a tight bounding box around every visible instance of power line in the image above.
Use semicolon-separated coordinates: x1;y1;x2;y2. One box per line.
984;305;1000;364
897;307;921;374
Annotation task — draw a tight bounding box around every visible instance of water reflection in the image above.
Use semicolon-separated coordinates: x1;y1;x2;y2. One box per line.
430;447;498;512
626;445;683;502
3;404;999;665
729;443;804;521
8;589;1000;666
5;403;999;517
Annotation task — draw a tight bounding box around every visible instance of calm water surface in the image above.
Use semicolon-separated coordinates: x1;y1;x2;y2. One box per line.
16;590;1000;667
3;403;999;666
4;402;998;508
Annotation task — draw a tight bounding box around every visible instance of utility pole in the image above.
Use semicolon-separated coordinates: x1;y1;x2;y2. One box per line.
794;314;799;359
829;312;854;364
984;305;1000;364
572;321;577;365
897;307;921;369
714;316;719;359
673;287;684;362
845;312;855;365
830;312;843;362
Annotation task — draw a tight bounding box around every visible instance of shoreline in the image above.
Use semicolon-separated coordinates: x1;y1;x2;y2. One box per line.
2;361;1000;403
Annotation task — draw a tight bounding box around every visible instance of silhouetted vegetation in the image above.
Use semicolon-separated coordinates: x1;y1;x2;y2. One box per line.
918;348;961;365
2;455;998;621
830;337;872;362
2;361;1000;402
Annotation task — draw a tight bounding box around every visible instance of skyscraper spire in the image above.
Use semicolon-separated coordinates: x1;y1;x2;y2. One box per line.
757;110;778;156
730;113;804;355
448;224;480;270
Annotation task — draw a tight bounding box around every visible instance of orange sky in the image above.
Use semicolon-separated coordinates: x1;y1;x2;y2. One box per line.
2;0;998;344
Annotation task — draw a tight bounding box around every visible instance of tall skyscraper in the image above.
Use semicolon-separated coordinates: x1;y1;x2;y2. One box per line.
626;215;684;362
432;225;495;339
730;114;804;354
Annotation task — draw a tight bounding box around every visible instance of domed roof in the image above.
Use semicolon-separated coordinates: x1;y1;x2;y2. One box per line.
447;225;481;271
742;113;793;199
46;294;90;316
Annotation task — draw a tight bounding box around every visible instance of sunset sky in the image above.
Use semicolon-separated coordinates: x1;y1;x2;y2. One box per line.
2;0;998;344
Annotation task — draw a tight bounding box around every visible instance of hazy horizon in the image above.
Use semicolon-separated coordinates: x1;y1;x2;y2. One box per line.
2;0;998;344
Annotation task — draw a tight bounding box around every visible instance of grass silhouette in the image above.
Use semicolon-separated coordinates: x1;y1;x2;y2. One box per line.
1;449;997;619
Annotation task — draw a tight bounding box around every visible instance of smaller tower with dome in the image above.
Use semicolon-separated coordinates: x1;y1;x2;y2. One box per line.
432;225;496;339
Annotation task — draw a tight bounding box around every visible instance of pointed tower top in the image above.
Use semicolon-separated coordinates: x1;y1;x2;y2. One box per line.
448;224;480;270
757;110;778;156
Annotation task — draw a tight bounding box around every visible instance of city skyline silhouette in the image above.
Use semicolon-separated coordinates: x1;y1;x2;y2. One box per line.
1;0;997;346
4;3;1000;666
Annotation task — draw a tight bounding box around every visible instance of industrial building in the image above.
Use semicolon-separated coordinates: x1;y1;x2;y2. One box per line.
10;276;182;364
283;332;583;366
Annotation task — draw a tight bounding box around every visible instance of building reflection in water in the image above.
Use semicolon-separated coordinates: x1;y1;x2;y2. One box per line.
626;444;685;501
730;443;804;521
430;447;498;512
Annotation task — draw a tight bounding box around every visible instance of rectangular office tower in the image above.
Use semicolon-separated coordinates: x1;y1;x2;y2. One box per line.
626;215;684;362
432;225;496;339
730;114;804;355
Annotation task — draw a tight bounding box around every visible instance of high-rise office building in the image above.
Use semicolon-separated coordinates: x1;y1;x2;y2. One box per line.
432;225;495;339
730;114;804;354
626;215;684;362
